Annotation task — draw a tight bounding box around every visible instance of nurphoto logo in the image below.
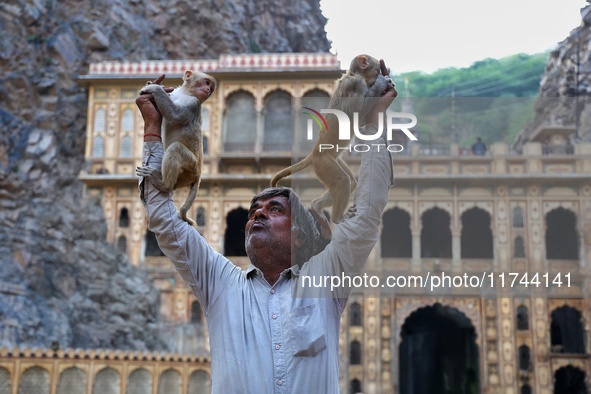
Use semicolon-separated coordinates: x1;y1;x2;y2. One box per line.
303;107;418;153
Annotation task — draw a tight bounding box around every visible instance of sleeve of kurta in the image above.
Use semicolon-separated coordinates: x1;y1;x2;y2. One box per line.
138;142;238;313
299;127;394;304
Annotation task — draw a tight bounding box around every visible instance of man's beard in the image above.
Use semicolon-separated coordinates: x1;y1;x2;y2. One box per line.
245;232;291;268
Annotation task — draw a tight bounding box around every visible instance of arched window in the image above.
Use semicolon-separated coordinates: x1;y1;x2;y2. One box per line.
121;108;134;132
18;367;49;394
514;236;525;258
518;345;531;371
554;366;587;394
224;207;248;256
421;208;452;258
126;369;151;394
520;384;532;394
120;135;132;158
92;136;104;157
57;367;86;394
546;208;578;260
513;206;525;227
188;370;210;394
117;235;127;254
350;340;362;365
223;91;256;152
263;90;292;151
516;305;529;330
350;378;362;394
350;302;362;326
119;208;130;227
158;369;181;394
0;367;10;394
92;368;119;394
550;306;585;354
94;108;106;133
461;207;493;258
145;230;164;257
299;90;330;152
381;207;412;258
195;207;206;227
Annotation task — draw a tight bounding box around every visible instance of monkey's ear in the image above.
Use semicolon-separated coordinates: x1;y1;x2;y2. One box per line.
183;70;193;81
357;55;370;70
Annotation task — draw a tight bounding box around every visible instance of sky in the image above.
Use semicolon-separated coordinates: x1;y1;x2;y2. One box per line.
320;0;588;74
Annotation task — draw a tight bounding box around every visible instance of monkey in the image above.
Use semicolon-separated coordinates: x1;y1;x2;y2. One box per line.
135;70;216;227
271;55;393;224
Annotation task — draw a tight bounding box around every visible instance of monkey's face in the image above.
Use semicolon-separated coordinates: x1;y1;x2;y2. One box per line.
191;78;215;103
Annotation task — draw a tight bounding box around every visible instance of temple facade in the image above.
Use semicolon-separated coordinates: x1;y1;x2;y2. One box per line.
3;52;588;393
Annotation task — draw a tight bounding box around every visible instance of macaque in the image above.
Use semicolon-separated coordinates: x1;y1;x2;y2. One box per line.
271;55;393;224
136;70;216;226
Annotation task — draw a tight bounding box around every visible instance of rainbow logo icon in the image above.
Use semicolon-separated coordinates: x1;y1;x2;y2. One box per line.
302;107;329;133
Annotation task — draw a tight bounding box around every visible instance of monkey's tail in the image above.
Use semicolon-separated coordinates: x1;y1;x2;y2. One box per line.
270;155;314;186
179;181;200;227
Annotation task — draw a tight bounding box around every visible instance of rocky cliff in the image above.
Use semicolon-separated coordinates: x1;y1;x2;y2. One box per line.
0;0;329;350
513;2;591;149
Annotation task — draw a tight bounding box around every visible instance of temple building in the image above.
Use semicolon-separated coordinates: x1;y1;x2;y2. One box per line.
4;52;588;393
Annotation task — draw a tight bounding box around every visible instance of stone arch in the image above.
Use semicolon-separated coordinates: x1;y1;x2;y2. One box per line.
461;207;493;259
518;344;531;371
120;108;134;132
399;303;480;394
191;300;203;324
545;207;579;260
18;366;49;394
188;369;210;394
57;367;86;394
120;135;133;158
158;369;181;394
126;368;151;394
516;304;529;330
92;136;104;157
0;367;9;394
224;207;248;256
94;107;106;133
421;207;452;258
513;206;525;228
553;365;587;394
222;90;257;152
263;89;292;151
119;207;130;227
349;301;362;326
350;340;362;365
381;207;412;258
195;206;206;227
350;378;362;394
92;367;120;394
550;305;585;354
458;201;493;217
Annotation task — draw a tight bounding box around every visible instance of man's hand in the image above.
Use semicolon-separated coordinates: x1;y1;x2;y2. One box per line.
136;74;174;141
366;60;398;127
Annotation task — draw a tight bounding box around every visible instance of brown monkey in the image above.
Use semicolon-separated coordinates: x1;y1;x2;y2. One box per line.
136;70;216;226
271;55;393;224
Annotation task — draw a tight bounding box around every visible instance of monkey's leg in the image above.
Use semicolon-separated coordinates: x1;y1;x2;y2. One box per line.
312;155;351;224
159;142;199;191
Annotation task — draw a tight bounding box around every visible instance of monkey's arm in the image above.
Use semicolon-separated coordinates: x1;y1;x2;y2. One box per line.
138;142;239;312
139;84;198;125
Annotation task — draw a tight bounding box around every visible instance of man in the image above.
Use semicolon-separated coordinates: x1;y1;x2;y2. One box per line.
471;137;487;155
137;70;396;393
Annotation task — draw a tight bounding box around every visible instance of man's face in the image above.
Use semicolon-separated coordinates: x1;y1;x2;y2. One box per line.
245;195;292;263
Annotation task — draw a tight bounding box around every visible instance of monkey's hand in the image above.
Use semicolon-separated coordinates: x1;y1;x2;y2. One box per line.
136;166;170;192
139;83;165;96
